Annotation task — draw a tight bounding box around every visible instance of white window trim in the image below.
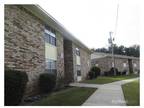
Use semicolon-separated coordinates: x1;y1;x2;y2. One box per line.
45;29;56;38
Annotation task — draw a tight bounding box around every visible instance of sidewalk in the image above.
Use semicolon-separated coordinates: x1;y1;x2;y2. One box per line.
70;78;139;106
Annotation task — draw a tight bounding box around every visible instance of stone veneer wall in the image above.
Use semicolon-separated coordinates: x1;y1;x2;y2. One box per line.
91;57;112;75
5;5;45;95
114;57;129;72
131;59;140;73
80;48;91;80
72;43;91;81
64;39;74;84
5;5;65;95
64;40;91;83
91;56;140;75
72;43;77;82
56;32;65;88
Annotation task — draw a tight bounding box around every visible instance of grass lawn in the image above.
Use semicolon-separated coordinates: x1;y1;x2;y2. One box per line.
82;74;139;84
31;87;96;106
122;80;140;106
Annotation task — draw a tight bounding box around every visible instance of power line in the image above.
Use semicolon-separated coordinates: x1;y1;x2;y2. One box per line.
114;1;119;38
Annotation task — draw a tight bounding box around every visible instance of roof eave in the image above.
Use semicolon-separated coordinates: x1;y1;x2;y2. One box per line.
22;5;91;53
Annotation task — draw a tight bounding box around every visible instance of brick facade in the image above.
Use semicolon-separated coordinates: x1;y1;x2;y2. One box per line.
80;48;91;80
5;5;46;95
64;39;91;83
5;5;91;96
64;39;74;84
91;53;140;75
72;43;91;81
56;32;65;88
5;5;65;95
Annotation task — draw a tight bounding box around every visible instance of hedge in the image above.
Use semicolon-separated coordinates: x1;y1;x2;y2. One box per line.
39;73;56;93
88;66;101;79
5;69;28;106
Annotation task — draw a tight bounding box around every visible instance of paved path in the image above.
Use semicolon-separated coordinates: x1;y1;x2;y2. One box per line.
70;78;139;106
69;83;101;88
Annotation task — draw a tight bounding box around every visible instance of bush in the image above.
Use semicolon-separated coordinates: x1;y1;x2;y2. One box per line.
122;70;127;75
104;71;109;76
109;67;119;76
88;71;95;79
39;73;56;93
88;66;101;79
5;69;28;106
91;66;101;77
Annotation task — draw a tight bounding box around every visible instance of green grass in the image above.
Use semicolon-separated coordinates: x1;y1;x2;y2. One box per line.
122;80;140;106
82;74;138;84
31;87;96;106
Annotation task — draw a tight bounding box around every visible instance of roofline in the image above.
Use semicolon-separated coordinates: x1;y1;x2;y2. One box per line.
22;5;91;53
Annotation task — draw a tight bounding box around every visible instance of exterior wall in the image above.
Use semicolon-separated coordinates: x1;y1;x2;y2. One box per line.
91;56;140;75
5;5;45;95
91;57;112;75
72;43;91;81
5;5;90;96
5;5;65;95
132;59;140;74
56;32;65;88
114;57;129;72
64;40;91;83
72;43;77;82
80;47;91;80
64;39;74;84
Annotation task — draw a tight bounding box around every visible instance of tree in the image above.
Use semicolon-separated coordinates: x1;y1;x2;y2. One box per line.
92;44;139;57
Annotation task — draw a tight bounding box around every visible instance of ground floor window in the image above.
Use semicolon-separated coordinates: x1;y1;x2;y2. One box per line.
46;59;57;74
76;65;81;76
77;70;81;76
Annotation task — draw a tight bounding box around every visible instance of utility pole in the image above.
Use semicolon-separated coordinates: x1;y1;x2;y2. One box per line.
107;1;119;76
108;32;116;76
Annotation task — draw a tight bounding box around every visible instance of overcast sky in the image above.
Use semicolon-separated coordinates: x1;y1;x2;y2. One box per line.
40;0;139;49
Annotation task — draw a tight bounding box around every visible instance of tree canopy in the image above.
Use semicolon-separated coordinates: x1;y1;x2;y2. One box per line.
91;44;140;57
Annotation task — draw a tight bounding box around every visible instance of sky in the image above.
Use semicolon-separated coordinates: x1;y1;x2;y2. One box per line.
40;0;139;49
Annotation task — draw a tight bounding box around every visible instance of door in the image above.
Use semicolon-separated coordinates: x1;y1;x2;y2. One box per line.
77;70;82;81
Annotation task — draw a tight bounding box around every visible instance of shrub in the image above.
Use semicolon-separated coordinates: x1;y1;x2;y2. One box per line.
90;66;101;78
122;70;127;75
39;73;56;93
88;66;101;79
109;67;119;76
88;71;94;79
104;71;109;76
5;69;28;106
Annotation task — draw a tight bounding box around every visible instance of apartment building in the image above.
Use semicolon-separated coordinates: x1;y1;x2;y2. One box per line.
5;5;91;95
91;52;139;75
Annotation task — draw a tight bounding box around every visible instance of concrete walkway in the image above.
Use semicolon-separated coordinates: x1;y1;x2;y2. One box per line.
70;78;139;106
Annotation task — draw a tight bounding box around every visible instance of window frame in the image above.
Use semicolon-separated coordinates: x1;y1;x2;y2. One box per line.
77;70;81;76
76;48;80;56
46;58;57;74
44;28;56;46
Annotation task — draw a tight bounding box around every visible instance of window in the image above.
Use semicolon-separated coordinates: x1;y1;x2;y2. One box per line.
76;48;80;56
44;28;56;46
77;70;81;76
46;59;57;74
76;65;81;76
